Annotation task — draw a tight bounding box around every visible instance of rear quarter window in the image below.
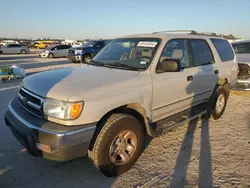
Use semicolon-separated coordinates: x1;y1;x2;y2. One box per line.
210;38;234;62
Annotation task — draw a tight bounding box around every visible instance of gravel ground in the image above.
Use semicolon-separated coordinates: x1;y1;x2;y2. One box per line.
0;54;250;188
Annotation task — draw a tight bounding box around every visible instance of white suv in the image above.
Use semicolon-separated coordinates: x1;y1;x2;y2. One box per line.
5;30;238;177
232;40;250;90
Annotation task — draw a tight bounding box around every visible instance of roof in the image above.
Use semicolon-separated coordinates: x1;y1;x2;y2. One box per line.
116;30;223;40
231;40;250;44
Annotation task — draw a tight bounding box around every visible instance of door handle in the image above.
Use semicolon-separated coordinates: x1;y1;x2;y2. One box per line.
214;70;219;74
187;75;193;81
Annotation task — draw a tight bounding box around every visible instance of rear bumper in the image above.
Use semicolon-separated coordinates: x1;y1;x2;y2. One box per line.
232;78;250;91
5;98;96;161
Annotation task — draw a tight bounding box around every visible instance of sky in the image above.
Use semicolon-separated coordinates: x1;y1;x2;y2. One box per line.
1;0;250;40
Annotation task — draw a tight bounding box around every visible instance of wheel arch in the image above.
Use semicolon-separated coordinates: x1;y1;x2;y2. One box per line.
88;103;155;151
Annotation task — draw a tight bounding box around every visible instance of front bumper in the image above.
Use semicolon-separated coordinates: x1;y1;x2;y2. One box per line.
67;54;81;62
5;98;96;161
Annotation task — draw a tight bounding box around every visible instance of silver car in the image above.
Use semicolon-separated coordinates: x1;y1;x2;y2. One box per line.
0;44;30;54
39;44;72;58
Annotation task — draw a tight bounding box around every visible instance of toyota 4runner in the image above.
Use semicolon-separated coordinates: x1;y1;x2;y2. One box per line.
5;30;238;177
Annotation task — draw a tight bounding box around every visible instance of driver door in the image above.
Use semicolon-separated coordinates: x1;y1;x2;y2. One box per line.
152;39;197;122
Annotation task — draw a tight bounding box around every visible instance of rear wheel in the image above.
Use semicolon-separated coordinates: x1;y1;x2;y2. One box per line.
203;86;228;120
20;49;26;54
48;53;54;58
89;114;144;177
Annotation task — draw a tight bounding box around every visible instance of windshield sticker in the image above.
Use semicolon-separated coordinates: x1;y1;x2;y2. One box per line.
137;41;158;48
140;61;147;65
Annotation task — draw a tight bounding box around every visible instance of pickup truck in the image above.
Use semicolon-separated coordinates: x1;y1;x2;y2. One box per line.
5;31;238;177
67;40;110;63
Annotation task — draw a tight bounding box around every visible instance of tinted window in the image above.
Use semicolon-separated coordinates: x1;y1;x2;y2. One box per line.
190;39;214;66
56;45;63;50
211;38;234;62
232;42;250;54
160;39;190;68
13;44;22;47
7;44;14;48
95;41;104;48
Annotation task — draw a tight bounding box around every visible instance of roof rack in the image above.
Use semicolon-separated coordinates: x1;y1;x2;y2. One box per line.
152;30;197;34
152;30;219;37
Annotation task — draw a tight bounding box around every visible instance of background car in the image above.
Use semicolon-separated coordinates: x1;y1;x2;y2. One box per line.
67;40;111;63
39;44;72;58
232;40;250;90
0;44;30;54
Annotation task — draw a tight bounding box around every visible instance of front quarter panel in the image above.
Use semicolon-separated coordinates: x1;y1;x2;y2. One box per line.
80;83;152;124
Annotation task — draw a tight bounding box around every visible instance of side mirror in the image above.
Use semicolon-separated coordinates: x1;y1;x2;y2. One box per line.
160;59;181;72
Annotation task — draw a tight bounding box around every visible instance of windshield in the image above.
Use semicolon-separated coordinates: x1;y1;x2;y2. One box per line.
92;38;161;70
82;40;97;47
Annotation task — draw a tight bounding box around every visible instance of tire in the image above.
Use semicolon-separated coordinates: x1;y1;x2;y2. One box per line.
48;53;54;58
89;113;144;177
82;54;92;63
20;49;26;54
204;86;228;121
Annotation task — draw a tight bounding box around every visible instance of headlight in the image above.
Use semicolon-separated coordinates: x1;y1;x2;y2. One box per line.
43;98;83;120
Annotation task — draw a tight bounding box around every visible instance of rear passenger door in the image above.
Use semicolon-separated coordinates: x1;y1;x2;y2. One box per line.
13;44;22;53
189;39;218;103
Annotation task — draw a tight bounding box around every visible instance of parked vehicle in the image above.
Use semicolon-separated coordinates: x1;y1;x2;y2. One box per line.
232;40;250;90
35;41;55;49
5;30;238;177
0;44;29;54
39;44;72;58
67;40;110;63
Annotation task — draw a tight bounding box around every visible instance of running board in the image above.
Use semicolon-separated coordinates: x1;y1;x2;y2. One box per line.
155;104;208;136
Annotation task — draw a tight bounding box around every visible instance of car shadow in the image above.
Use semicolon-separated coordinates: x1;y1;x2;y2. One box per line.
170;64;218;187
0;55;36;61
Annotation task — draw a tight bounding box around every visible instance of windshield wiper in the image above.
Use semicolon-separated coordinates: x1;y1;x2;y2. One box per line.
106;62;142;71
84;60;105;66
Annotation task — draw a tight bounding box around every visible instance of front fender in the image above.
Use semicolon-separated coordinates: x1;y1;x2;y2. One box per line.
79;84;152;125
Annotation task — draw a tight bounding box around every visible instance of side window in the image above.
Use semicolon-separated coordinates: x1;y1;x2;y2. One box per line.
190;39;215;66
15;44;22;47
211;38;234;62
160;39;190;68
232;42;250;54
95;41;104;48
56;45;63;50
8;44;14;48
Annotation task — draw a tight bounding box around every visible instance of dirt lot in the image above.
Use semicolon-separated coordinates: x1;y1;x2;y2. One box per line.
0;54;250;188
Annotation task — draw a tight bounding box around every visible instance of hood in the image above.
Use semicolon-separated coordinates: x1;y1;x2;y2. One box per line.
22;65;148;101
236;54;250;64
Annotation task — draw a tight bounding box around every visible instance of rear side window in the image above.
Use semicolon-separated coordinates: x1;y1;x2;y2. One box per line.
210;38;234;62
190;39;215;66
232;42;250;54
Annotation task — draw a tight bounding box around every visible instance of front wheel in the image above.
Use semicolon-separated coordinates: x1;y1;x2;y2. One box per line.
82;54;92;63
89;114;144;177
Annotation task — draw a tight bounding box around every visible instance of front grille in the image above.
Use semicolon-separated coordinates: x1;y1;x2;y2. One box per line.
18;87;44;118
